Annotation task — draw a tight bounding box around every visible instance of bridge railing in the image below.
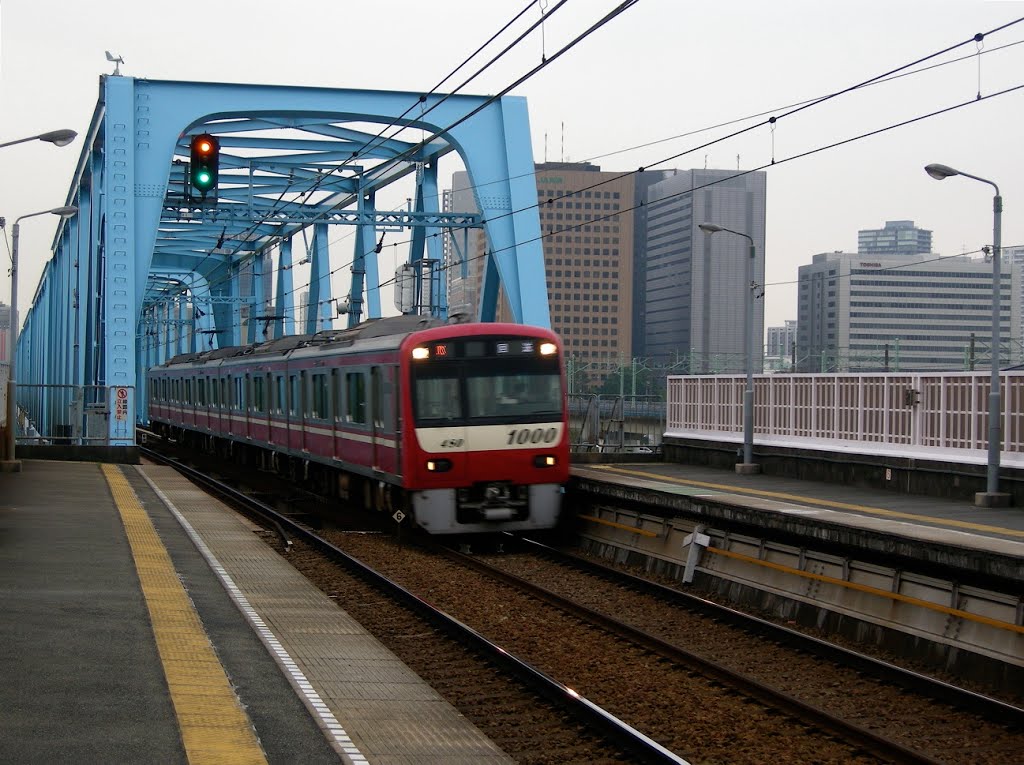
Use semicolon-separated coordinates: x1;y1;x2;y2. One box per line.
568;394;664;454
666;371;1024;463
10;384;134;446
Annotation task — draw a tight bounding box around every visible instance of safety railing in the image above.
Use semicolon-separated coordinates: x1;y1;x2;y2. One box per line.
11;384;135;446
666;371;1024;461
568;394;664;454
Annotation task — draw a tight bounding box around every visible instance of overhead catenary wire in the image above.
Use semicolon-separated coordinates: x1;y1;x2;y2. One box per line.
148;1;640;314
167;0;564;297
149;17;1024;339
305;23;1024;301
183;39;1024;325
191;76;1024;342
374;82;1024;292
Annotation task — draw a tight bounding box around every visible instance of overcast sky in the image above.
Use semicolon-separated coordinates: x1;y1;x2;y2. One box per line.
1;0;1022;337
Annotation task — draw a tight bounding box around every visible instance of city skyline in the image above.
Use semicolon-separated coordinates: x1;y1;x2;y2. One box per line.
1;1;1021;338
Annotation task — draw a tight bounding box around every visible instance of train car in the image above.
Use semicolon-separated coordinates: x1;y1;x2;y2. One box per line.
147;315;570;534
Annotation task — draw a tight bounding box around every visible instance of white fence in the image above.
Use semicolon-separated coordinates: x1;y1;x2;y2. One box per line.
666;371;1024;467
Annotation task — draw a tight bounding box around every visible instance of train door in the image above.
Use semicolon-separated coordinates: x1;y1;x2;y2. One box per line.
331;367;344;461
210;373;221;435
287;371;303;452
270;371;284;446
184;378;195;429
392;364;402;477
370;366;382;470
299;371;309;452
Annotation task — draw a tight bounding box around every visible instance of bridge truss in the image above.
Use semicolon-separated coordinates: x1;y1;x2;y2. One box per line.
17;75;547;441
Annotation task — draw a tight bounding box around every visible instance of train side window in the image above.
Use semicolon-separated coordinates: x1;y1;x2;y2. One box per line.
272;375;285;414
331;369;343;423
197;378;206;406
346;371;366;425
234;376;244;411
253;375;266;413
211;376;219;408
300;371;311;418
311;373;328;420
288;374;300;416
371;366;387;430
173;379;180;403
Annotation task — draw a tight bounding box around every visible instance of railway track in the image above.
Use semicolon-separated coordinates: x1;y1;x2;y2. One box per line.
140;445;680;764
141;444;1024;763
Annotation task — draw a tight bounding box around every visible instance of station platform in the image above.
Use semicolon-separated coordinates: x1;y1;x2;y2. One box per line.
569;461;1024;586
0;460;511;765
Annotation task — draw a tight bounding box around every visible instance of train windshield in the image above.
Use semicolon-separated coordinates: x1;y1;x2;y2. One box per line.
412;353;562;426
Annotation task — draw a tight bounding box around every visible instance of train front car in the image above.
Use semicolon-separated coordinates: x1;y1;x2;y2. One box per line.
399;323;570;534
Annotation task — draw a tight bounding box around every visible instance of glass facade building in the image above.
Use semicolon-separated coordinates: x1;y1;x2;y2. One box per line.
642;169;767;372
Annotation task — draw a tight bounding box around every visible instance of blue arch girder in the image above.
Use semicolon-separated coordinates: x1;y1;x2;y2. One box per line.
17;76;546;437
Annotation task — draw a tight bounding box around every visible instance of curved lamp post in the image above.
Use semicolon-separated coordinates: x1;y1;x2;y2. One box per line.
0;129;77;150
4;206;79;468
0;128;77;468
699;222;759;474
925;163;1008;507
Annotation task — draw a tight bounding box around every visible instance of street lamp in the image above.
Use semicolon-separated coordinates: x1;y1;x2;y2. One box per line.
699;222;760;474
0;129;78;150
925;163;1008;507
4;206;79;469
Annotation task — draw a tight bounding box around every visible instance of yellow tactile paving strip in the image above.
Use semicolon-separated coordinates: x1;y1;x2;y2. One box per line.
101;464;268;765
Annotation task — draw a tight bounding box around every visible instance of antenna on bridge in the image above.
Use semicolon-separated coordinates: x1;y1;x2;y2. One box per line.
105;51;125;76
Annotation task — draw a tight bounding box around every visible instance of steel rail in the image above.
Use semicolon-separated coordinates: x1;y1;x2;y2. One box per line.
439;541;944;765
138;443;688;764
515;535;1024;728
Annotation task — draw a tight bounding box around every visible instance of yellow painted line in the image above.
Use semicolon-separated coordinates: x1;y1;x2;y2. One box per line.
706;545;1024;635
102;464;267;765
578;514;660;537
586;465;1024;539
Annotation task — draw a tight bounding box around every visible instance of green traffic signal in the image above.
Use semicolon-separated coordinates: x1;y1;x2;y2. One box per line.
189;133;219;196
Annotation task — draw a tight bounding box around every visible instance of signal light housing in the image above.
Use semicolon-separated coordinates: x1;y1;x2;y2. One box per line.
189;133;219;199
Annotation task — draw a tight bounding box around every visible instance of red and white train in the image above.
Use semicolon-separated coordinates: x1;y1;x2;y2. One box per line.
146;315;570;534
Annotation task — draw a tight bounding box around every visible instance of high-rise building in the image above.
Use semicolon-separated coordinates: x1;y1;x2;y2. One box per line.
1007;246;1024;358
857;220;932;256
796;251;1021;372
443;179;485;320
446;164;770;384
533;162;636;380
630;169;677;358
642;168;767;372
766;320;797;366
448;163;636;388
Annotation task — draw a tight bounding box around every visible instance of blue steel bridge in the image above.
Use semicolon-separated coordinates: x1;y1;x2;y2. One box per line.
11;75;550;445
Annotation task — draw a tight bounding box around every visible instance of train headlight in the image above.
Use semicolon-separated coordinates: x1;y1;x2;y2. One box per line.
426;458;453;472
533;454;557;468
539;342;557;356
412;346;429;360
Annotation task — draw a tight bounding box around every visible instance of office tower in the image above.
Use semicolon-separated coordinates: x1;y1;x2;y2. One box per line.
858;220;932;256
448;163;636;389
643;168;767;372
796;250;1020;371
766;320;798;369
